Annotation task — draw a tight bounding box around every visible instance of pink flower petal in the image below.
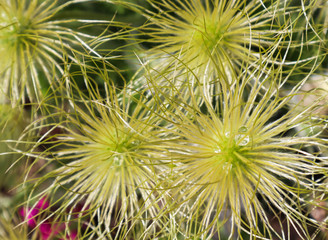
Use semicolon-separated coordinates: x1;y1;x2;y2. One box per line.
40;222;65;240
69;230;78;240
36;197;50;210
40;222;52;240
19;207;38;228
60;230;78;240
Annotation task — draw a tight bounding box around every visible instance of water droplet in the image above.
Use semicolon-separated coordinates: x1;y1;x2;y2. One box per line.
240;135;250;146
214;147;221;153
113;156;123;166
131;140;140;146
225;131;230;138
223;162;232;173
238;126;248;133
236;134;250;146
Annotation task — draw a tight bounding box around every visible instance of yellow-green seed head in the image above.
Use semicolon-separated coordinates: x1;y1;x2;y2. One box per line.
29;81;169;238
0;0;100;103
133;0;291;98
164;69;328;238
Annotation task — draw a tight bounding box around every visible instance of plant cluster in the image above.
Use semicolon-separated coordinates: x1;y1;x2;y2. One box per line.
0;0;328;239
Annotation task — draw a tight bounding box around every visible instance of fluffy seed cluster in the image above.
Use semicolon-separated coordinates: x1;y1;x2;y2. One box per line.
0;0;96;103
163;70;327;238
133;0;293;97
30;79;170;238
3;0;327;240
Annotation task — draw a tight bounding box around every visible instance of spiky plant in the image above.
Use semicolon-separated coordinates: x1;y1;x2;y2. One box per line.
0;216;30;240
281;0;328;80
305;0;328;34
311;0;328;69
0;0;109;103
127;0;303;97
25;64;172;239
157;65;328;239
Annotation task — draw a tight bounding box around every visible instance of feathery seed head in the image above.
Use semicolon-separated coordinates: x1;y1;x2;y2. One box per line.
29;76;170;238
164;68;328;239
0;0;101;103
133;0;292;96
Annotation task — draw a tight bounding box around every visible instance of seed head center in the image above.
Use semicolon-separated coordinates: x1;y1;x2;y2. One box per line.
192;18;228;52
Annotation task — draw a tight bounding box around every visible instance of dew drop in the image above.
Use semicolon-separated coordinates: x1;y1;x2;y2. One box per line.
113;156;123;166
238;126;248;133
214;147;221;153
223;162;232;173
131;140;140;146
236;135;250;146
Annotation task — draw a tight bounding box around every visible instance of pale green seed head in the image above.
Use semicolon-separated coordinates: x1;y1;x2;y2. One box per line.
28;77;171;238
131;0;295;99
0;0;107;103
161;66;328;238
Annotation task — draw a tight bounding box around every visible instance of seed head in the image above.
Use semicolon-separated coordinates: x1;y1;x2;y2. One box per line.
0;0;101;103
165;69;328;239
29;78;170;238
133;0;293;97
